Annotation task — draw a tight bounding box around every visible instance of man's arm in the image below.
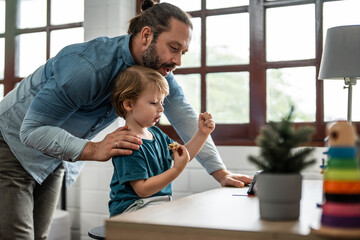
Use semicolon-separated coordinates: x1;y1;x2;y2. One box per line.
164;73;225;173
19;56;98;161
19;55;142;162
164;73;252;187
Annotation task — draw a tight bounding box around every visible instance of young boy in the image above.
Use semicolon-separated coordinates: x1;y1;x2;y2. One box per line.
109;66;215;216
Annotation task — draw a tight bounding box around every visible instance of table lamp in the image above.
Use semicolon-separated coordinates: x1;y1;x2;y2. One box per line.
319;25;360;123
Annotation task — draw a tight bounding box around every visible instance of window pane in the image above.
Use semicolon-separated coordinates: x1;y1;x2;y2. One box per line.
207;72;249;123
323;0;360;43
160;74;201;125
177;74;201;113
179;18;200;68
266;4;315;61
0;0;5;33
324;81;360;122
207;13;249;66
351;84;360;122
16;32;46;78
18;0;46;29
323;81;348;122
0;38;4;79
207;0;248;9
51;0;84;25
267;67;316;122
50;27;84;57
162;0;201;12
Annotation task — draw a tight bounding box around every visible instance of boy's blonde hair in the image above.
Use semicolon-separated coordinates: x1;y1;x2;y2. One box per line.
112;66;169;118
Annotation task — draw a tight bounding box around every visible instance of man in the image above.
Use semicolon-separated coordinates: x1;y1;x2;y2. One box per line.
0;1;251;239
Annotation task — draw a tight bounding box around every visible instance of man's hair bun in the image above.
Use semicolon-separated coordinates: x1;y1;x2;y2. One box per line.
128;0;192;37
141;0;157;12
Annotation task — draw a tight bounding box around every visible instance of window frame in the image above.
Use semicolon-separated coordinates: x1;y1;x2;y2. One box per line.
2;0;352;147
1;0;83;95
137;0;331;146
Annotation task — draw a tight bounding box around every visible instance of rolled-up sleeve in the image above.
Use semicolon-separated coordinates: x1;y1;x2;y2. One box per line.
19;54;96;161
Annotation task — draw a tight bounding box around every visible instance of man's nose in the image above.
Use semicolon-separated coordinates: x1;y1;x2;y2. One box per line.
172;53;182;66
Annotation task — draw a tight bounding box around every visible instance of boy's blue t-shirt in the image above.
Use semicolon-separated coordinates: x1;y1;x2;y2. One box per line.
109;126;174;217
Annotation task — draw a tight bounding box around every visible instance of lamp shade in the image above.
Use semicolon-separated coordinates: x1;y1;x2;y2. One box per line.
319;25;360;80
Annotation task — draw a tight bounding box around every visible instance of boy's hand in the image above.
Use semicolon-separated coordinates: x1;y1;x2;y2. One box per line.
172;145;190;173
198;112;215;135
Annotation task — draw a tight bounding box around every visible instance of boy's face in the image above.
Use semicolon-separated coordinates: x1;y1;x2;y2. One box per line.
127;84;166;128
142;18;192;77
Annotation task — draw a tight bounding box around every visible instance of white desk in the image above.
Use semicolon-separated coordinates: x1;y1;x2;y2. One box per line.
106;180;326;240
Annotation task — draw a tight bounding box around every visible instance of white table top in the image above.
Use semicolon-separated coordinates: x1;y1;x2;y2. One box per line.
106;180;326;240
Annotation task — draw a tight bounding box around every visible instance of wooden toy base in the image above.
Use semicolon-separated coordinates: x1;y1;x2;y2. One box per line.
310;225;360;239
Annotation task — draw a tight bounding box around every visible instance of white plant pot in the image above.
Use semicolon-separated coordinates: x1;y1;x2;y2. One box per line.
256;173;302;221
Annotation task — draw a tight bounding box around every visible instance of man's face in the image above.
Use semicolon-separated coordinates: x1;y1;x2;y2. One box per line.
142;18;192;77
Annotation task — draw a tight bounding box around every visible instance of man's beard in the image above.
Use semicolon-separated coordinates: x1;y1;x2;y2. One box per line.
142;41;177;72
142;41;160;70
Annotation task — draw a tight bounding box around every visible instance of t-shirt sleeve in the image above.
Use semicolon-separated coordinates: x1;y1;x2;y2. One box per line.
112;150;149;185
151;126;175;155
165;133;174;146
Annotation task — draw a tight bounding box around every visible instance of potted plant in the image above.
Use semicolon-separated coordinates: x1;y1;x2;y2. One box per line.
248;106;317;221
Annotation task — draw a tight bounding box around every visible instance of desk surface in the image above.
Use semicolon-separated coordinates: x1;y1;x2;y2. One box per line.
106;180;326;240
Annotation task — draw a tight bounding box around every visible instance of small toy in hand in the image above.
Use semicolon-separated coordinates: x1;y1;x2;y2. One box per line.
168;142;180;151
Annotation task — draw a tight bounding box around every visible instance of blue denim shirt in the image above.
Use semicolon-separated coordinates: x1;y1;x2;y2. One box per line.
0;34;225;188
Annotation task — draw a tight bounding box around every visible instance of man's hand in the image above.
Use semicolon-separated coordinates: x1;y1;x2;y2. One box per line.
211;169;253;188
79;125;142;161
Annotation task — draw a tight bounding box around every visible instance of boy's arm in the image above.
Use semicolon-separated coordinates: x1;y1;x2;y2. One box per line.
130;146;189;198
184;112;215;160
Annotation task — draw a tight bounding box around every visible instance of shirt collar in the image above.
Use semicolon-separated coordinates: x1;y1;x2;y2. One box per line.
122;34;135;66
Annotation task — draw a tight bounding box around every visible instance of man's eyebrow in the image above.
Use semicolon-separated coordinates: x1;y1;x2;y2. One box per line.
170;41;188;52
170;41;182;47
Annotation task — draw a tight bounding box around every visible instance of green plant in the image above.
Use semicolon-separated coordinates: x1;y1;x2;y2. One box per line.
248;106;317;173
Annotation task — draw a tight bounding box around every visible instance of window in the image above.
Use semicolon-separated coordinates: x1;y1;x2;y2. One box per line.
148;0;360;146
0;0;84;101
322;0;360;122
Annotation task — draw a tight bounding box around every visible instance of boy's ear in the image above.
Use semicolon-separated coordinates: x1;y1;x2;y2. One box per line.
123;99;134;112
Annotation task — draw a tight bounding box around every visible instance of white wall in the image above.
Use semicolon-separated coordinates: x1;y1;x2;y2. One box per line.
65;1;327;239
67;1;136;239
